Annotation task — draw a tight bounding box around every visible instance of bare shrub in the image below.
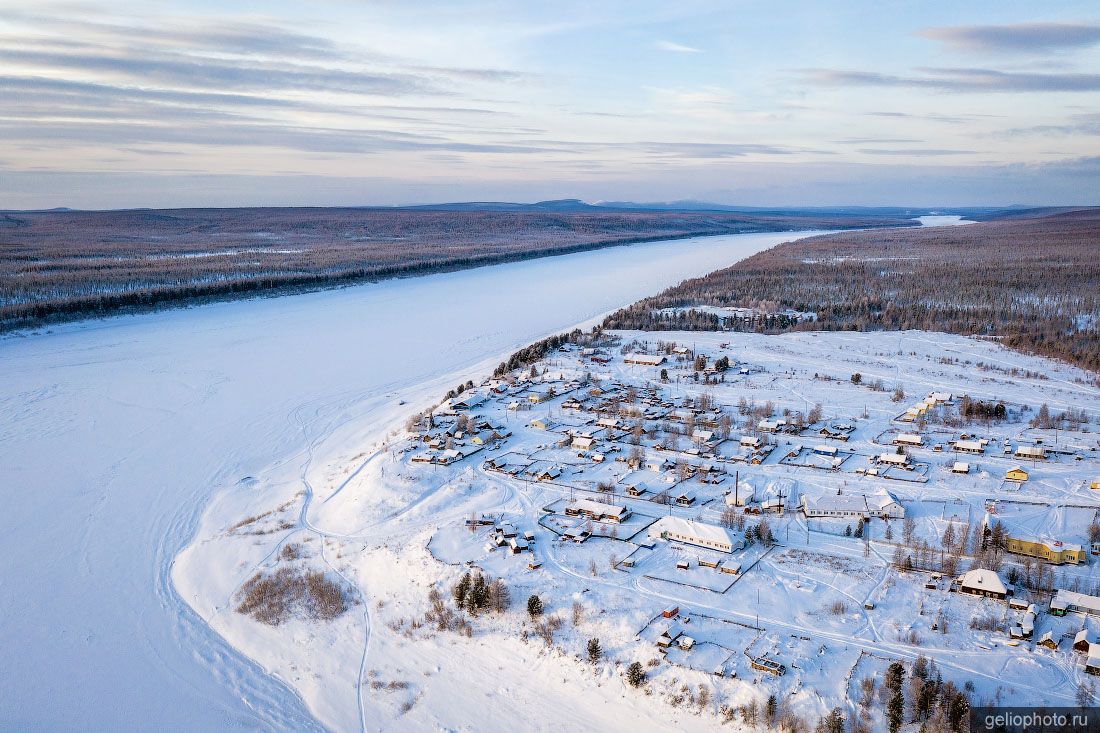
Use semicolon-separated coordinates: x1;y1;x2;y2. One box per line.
970;615;1000;632
236;567;350;625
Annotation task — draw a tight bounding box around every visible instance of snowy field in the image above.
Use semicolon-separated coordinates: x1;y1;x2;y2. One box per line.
187;320;1100;730
0;230;806;730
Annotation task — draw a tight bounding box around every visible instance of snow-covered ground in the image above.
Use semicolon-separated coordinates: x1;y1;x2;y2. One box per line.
0;230;805;730
186;324;1100;730
916;215;971;227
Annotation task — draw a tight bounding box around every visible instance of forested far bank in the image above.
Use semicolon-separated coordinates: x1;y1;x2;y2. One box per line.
0;206;911;331
603;208;1100;375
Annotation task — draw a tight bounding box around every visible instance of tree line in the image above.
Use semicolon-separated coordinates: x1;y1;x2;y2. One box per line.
603;209;1100;375
1;207;907;330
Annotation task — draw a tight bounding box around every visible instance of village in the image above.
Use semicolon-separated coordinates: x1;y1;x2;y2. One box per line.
391;326;1100;724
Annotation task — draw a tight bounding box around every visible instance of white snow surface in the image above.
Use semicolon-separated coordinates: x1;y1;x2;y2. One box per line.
0;230;804;730
181;322;1100;731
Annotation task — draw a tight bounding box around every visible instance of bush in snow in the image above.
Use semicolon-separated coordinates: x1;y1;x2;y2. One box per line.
235;567;349;625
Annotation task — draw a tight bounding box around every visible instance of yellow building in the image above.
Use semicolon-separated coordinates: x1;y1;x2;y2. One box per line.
1091;477;1100;490
1005;535;1086;565
1005;466;1029;483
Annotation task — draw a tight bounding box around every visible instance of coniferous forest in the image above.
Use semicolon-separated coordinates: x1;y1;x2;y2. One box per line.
603;208;1100;373
0;207;909;330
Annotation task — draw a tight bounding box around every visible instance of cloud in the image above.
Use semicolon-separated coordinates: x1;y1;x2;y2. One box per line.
0;119;561;156
833;138;924;144
857;148;978;156
654;40;703;53
0;47;438;97
865;111;998;124
919;23;1100;54
1000;113;1100;137
804;67;1100;92
637;142;826;158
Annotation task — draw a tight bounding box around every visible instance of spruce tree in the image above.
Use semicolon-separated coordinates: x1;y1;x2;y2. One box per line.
887;692;904;733
626;661;645;687
587;638;602;664
527;594;543;618
453;572;471;605
765;694;777;725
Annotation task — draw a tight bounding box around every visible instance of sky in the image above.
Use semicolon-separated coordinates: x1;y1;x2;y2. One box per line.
1;1;1099;209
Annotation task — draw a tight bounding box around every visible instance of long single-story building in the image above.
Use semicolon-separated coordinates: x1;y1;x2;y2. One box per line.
1015;445;1047;460
801;490;904;519
647;517;744;554
563;498;631;524
801;493;869;519
877;452;911;467
954;439;985;454
1051;589;1100;617
624;353;666;366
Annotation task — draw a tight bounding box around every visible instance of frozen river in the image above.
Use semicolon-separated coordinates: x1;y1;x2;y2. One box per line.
0;229;821;730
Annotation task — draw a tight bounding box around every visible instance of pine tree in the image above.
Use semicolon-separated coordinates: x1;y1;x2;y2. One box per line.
821;707;845;733
471;573;489;610
453;572;471;605
765;694;778;725
527;594;543;618
888;692;904;733
587;637;602;664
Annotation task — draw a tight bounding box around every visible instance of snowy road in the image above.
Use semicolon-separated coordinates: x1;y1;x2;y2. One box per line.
0;229;809;730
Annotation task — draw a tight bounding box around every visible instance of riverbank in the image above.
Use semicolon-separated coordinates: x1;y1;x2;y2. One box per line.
0;206;912;333
0;228;811;730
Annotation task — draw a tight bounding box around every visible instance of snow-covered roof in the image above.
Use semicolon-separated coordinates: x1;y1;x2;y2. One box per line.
648;516;740;548
624;353;665;366
803;493;867;513
865;491;901;510
958;568;1007;596
1053;589;1100;614
566;498;628;519
1011;533;1082;553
